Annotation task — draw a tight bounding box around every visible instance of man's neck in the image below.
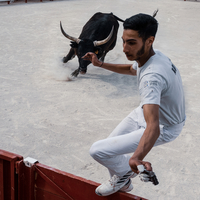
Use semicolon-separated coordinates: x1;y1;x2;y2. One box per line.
137;48;155;68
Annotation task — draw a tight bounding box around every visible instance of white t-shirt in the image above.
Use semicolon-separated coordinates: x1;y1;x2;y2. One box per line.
133;50;185;126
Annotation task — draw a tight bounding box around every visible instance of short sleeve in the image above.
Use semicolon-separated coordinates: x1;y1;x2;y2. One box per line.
139;73;166;107
132;62;138;70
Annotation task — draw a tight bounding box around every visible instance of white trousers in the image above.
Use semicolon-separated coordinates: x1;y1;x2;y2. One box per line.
90;106;184;177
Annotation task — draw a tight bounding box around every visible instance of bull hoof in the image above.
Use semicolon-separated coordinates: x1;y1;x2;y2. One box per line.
71;69;79;77
62;57;69;63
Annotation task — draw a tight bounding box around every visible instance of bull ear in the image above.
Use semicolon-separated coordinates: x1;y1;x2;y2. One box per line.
70;41;78;48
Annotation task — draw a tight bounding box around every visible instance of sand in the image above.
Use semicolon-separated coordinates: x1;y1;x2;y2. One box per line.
0;0;200;199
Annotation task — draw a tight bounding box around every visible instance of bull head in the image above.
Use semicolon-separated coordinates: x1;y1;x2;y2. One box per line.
60;21;114;46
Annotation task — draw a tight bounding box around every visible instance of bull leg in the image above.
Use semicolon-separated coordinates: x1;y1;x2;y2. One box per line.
71;68;80;77
99;51;107;62
63;48;75;63
100;40;117;62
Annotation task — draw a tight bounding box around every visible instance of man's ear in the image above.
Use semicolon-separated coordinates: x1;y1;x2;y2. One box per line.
70;41;78;48
146;36;155;47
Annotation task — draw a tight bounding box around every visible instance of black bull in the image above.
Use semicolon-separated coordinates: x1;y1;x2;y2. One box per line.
60;12;124;77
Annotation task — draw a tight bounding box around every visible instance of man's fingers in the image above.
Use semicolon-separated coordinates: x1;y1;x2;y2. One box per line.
141;161;152;171
82;52;95;61
129;158;143;173
82;53;90;60
129;158;153;174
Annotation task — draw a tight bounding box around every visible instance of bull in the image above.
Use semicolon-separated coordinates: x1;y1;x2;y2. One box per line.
60;12;124;77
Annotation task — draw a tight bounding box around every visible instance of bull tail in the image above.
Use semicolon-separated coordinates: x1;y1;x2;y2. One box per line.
111;13;125;22
152;9;159;18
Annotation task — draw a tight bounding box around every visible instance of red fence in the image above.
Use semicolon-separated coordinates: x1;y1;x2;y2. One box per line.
0;149;147;200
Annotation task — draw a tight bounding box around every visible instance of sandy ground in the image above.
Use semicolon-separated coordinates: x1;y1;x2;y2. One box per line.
1;0;200;199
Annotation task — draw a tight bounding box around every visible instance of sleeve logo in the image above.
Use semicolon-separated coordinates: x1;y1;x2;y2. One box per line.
171;64;177;74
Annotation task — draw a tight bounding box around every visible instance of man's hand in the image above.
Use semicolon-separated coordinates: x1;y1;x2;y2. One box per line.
129;158;159;185
129;157;152;173
82;52;102;67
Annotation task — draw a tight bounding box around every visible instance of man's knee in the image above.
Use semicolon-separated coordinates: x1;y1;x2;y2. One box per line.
89;142;98;159
89;141;104;160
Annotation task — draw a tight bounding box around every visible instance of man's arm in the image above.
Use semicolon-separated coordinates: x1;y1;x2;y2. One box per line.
82;52;136;76
129;104;160;173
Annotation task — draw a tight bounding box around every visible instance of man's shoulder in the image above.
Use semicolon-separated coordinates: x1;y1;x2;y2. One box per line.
139;56;171;84
145;51;172;75
153;50;170;65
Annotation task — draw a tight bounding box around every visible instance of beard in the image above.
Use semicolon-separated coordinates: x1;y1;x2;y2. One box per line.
135;42;145;61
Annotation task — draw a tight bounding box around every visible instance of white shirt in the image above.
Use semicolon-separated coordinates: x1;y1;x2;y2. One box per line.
134;50;185;126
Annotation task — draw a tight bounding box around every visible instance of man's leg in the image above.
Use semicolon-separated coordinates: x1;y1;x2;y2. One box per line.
89;107;143;196
90;128;144;196
108;106;143;138
90;106;144;177
90;128;145;177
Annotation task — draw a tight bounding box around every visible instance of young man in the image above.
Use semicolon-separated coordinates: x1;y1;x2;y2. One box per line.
82;13;185;196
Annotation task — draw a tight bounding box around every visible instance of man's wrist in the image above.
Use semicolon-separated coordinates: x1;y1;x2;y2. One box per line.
99;61;104;67
131;154;144;161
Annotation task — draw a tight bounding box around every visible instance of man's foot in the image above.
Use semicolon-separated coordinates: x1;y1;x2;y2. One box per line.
119;179;133;193
95;170;135;196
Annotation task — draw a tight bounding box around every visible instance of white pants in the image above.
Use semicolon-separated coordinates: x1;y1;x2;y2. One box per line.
90;106;184;177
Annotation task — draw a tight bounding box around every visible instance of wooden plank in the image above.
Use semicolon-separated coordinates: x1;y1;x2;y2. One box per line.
0;159;4;200
0;150;23;162
17;160;35;200
35;163;147;200
35;188;71;200
10;160;15;200
0;149;23;200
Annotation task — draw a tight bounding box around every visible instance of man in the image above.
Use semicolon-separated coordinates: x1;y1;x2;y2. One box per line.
82;12;185;196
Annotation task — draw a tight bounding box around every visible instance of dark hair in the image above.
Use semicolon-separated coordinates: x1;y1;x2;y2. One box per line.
123;13;158;41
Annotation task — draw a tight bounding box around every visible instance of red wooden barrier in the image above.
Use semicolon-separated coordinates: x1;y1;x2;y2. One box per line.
0;149;147;200
0;149;23;200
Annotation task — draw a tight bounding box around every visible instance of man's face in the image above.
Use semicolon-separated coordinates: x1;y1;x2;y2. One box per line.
122;29;146;61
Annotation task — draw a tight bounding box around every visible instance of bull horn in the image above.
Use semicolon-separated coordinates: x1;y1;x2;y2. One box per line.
60;21;81;44
93;26;114;47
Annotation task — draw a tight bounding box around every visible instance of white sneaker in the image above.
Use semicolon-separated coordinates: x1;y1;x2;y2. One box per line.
119;179;133;193
95;170;135;196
